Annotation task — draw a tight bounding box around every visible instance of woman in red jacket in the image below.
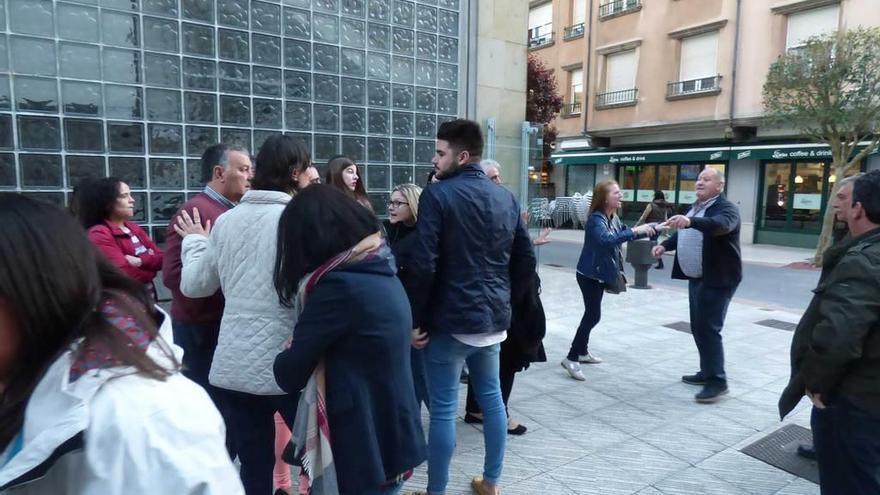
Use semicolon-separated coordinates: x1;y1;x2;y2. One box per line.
76;177;163;299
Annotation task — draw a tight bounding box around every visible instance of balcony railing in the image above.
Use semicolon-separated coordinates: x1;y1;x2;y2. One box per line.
563;23;585;40
562;101;583;116
599;0;642;19
596;88;638;108
667;75;722;99
528;24;554;49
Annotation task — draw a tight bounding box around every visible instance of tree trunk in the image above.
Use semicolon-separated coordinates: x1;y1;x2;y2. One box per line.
812;160;855;266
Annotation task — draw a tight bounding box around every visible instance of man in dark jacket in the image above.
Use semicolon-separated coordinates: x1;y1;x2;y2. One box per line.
410;120;535;495
779;171;880;495
652;167;742;403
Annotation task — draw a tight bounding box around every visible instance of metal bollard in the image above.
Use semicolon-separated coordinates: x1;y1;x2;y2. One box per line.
625;238;655;289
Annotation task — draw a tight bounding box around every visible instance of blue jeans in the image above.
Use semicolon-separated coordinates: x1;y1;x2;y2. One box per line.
362;480;404;495
687;279;735;384
426;334;505;494
812;397;880;495
412;347;430;410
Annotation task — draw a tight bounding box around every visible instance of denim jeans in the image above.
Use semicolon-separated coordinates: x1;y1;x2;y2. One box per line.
361;480;404;495
411;347;430;410
426;333;505;494
812;397;880;495
567;274;604;362
687;279;735;384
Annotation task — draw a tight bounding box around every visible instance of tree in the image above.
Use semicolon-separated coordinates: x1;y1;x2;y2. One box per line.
526;54;564;124
763;27;880;265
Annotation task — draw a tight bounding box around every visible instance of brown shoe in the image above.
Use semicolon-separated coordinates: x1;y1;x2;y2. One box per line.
472;476;500;495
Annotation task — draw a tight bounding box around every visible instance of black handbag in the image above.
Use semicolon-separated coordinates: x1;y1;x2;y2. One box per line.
604;272;628;294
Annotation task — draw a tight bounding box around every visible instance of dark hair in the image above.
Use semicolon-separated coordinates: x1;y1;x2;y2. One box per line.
437;119;484;158
0;194;175;450
325;155;369;204
426;170;437;186
75;177;124;229
250;134;311;193
653;190;666;201
200;143;249;182
274;185;381;306
853;170;880;224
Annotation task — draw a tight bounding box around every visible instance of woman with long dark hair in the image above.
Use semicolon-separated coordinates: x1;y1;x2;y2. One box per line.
325;155;372;209
636;190;673;269
0;194;241;494
273;185;426;495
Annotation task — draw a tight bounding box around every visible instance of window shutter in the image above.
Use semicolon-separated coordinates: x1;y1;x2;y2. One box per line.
529;3;553;31
572;0;586;25
606;50;636;92
570;68;583;103
786;5;839;49
679;31;718;81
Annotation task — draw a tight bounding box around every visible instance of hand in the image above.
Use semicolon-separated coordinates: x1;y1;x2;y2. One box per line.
282;335;293;350
665;214;691;229
653;222;671;232
124;255;143;267
652;245;666;258
411;328;430;349
533;227;552;246
806;389;827;409
633;224;656;237
173;207;211;238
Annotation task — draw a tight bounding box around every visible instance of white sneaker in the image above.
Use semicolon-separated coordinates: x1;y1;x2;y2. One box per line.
560;359;586;381
578;352;603;364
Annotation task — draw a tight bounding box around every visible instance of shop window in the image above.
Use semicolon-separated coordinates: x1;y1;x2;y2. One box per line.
793;163;824;230
762;162;791;229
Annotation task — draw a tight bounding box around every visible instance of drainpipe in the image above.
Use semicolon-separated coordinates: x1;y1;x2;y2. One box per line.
728;0;742;135
583;0;595;139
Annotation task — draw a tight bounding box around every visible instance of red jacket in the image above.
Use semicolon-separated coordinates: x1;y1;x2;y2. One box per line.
88;221;163;284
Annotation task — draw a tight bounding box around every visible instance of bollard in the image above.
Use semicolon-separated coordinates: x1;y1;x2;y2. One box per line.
625;238;655;289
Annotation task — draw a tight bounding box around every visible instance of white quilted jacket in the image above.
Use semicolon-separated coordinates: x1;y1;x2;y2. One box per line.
180;189;295;395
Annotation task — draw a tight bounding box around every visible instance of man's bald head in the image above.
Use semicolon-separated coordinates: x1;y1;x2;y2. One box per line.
695;167;725;202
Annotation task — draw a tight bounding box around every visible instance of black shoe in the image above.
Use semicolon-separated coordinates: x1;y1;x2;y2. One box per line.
507;423;527;435
464;412;483;424
695;383;729;403
796;443;817;460
655;260;664;269
681;373;707;386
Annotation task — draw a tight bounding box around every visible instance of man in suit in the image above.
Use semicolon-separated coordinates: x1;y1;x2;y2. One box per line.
652;167;742;403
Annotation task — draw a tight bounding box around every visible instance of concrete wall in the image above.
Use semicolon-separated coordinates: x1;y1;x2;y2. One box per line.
868;154;880;173
726;159;759;244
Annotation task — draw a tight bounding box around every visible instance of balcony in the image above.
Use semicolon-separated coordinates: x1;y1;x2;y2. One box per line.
563;23;585;41
528;24;554;50
596;88;638;109
666;75;722;100
562;101;583;117
599;0;642;20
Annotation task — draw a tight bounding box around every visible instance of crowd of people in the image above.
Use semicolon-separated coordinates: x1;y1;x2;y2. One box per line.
0;117;878;495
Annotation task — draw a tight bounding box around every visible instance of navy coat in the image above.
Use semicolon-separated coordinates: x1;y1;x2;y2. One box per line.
576;211;640;284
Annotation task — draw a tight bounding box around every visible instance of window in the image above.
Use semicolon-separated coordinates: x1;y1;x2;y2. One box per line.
597;50;637;107
564;69;583;116
599;0;641;19
786;5;839;50
528;3;554;49
564;0;586;39
669;31;721;97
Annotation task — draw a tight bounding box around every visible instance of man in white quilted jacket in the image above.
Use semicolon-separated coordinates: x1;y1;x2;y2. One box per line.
175;134;320;495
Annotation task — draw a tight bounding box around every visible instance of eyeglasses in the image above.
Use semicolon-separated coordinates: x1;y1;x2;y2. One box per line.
387;200;409;209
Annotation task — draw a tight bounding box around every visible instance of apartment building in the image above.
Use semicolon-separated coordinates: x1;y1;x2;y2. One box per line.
533;0;880;247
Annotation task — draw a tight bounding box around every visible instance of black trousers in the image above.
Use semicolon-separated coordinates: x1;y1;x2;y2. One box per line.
812;397;880;495
567;274;604;362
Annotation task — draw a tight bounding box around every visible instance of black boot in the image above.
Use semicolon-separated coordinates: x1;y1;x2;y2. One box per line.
655;259;664;269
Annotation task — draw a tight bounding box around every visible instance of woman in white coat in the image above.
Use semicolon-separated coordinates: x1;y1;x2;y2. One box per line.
0;194;241;494
175;134;319;495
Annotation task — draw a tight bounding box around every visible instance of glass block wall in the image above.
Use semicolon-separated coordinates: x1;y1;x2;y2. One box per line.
0;0;463;241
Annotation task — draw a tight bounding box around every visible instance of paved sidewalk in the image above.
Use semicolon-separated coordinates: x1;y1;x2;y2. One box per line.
400;265;817;495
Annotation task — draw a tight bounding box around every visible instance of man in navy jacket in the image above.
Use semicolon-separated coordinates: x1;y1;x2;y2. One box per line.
410;119;535;495
653;168;742;403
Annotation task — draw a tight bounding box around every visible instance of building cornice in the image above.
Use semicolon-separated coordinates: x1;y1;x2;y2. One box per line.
668;19;729;39
771;0;840;15
596;39;643;55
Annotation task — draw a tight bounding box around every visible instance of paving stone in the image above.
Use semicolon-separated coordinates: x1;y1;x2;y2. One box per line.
652;466;749;494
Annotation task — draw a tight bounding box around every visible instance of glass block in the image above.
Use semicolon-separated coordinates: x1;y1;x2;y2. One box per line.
392;1;414;27
415;165;433;184
415;87;436;111
367;23;391;51
151;192;185;222
283;8;311;40
368;137;389;162
142;0;178;16
149;158;185;189
0;154;16;187
313;13;340;43
220;128;251;151
417;32;437;59
438;36;458;63
20;154;63;188
438;89;457;115
368;0;390;22
392;139;413;163
437;113;455;127
0;115;12;148
288;132;311;153
253;67;283;97
391;56;414;84
105;85;143;119
438;0;458;8
252;34;282;66
185;92;216;123
64;118;104;152
314;134;339;160
340;19;366;48
313;0;339;14
182;0;214;23
182;23;215;57
312;104;338;131
102;48;142;84
368;192;388;215
10;0;54;37
108;122;145;152
341;135;365;161
252;1;281;34
368;109;390;134
145;53;181;88
341;106;365;133
392;84;413;109
0;37;6;72
416;5;437;32
314;44;340;73
57;3;99;42
186;158;206;188
253;98;283;128
186;127;218;157
392;111;414;137
391;165;413;185
284;39;311;69
110;157;146;187
146;88;182;121
66;156;105;188
11;37;56;76
217;0;248;28
149;124;183;154
341;49;365;77
219;29;250;62
438;63;458;89
285;101;311;130
21;192;66;208
438;9;458;36
367;163;389;188
367;81;390;107
100;0;139;9
392;28;415;56
285;70;312;99
183;58;217;90
15;77;58;113
144;16;179;53
60;43;101;80
415;113;435;137
313;74;340;102
416;60;436;86
132;193;147;223
367;53;391;80
102;11;140;48
341;78;366;104
220;95;251;125
414;140;433;164
342;0;366;17
283;0;310;8
219;62;251;93
150;224;166;244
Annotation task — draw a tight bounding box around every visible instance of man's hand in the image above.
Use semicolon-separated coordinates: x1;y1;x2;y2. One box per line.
651;245;666;258
411;328;430;349
124;255;143;267
173;207;212;238
533;227;552;246
665;214;691;229
806;389;827;409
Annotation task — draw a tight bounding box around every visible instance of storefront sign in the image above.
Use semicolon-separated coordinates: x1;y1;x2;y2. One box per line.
662;190;676;203
679;191;698;204
793;193;822;210
636;190;655;202
552;148;730;165
621;189;634;201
